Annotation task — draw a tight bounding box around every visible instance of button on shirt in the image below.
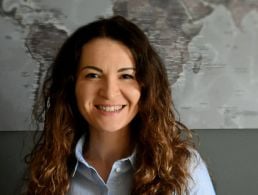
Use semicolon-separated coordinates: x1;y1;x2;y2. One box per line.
68;135;216;195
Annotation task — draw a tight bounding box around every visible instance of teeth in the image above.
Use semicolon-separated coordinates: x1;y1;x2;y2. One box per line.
97;105;124;112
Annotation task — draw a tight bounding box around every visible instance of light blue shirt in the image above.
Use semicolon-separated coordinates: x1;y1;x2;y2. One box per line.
68;135;216;195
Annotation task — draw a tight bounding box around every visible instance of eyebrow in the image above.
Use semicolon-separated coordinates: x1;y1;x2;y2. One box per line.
118;67;136;72
80;66;103;73
80;66;135;73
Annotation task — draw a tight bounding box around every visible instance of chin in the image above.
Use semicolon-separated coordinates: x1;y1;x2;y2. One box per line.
96;124;129;133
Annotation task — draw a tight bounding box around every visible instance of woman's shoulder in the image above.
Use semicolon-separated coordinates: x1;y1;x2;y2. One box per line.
186;149;216;195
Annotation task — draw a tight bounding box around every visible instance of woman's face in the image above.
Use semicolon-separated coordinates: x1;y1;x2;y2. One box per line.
75;38;141;134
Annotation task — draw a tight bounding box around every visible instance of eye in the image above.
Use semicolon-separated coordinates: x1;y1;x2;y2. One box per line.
85;73;100;79
120;74;135;80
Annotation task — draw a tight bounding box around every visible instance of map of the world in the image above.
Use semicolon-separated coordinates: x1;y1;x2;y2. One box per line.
0;0;257;130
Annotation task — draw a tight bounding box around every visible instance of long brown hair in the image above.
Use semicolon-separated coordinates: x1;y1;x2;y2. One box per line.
25;15;194;194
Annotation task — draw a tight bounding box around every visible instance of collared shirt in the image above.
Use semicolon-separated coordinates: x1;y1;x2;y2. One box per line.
67;135;216;195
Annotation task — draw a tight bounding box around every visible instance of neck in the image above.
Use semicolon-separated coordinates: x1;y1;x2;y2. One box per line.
84;128;133;182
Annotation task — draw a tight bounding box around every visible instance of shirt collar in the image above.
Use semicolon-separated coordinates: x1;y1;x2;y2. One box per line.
71;134;136;177
128;148;136;169
71;134;85;177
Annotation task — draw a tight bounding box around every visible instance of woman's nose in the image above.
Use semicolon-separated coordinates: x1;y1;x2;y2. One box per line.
99;77;120;99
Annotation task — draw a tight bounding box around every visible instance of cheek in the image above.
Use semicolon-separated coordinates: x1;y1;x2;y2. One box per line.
129;87;141;105
135;92;141;104
75;83;92;109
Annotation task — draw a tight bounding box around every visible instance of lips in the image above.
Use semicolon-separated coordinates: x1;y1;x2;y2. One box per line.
95;105;126;112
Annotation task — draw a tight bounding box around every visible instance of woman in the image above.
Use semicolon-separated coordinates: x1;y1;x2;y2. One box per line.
26;15;215;194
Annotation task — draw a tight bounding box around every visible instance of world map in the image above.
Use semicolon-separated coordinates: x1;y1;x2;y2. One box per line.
0;0;257;130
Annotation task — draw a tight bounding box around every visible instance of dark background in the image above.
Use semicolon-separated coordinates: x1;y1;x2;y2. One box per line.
1;130;258;195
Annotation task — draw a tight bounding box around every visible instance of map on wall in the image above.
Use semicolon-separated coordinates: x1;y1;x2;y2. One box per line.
0;0;258;130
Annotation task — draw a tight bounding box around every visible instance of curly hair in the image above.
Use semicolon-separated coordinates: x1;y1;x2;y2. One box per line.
25;15;194;194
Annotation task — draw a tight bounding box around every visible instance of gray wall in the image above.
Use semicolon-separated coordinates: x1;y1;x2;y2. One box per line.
196;129;258;195
0;130;257;195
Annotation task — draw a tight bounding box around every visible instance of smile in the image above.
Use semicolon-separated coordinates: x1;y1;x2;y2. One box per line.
95;105;126;112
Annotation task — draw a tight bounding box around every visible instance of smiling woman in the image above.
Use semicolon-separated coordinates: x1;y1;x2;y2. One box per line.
25;16;216;195
75;38;140;135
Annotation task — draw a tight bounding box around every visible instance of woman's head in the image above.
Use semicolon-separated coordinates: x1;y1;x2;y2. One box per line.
75;37;141;134
45;15;172;133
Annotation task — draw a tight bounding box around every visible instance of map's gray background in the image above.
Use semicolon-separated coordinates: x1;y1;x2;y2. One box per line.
0;0;258;130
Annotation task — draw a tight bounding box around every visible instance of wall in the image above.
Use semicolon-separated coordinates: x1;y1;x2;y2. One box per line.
1;130;258;195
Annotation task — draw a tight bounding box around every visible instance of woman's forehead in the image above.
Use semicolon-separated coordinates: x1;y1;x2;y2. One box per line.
79;38;135;68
